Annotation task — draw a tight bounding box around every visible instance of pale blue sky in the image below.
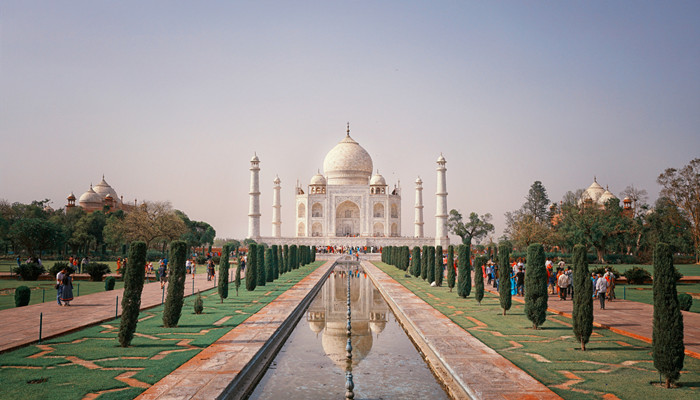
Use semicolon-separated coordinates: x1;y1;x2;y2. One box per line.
1;1;699;241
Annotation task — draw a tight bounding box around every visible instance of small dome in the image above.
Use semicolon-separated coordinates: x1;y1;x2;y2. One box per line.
273;176;281;184
310;172;327;186
598;189;617;205
623;196;632;203
415;177;422;185
583;178;605;203
67;192;76;201
251;153;259;162
437;154;446;163
370;172;386;186
323;132;373;186
79;186;103;205
93;176;120;204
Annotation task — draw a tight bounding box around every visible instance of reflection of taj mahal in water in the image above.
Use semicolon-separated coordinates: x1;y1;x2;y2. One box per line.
246;125;449;248
306;268;388;368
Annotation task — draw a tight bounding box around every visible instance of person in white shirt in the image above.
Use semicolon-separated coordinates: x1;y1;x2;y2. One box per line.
56;267;66;306
595;274;609;309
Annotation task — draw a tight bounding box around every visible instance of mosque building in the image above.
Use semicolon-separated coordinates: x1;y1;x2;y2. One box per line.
247;126;448;248
66;176;134;213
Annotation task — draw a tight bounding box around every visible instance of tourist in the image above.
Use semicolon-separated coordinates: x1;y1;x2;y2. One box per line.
604;268;616;301
56;267;67;306
565;267;574;297
186;258;192;274
515;267;525;296
557;269;570;300
60;270;74;306
80;257;88;274
159;263;168;289
16;256;21;268
207;259;215;281
595;273;608;309
548;264;557;294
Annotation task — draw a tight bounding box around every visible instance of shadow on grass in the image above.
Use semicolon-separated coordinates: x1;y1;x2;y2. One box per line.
679;382;700;389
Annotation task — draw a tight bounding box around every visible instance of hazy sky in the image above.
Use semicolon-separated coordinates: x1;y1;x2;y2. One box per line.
2;1;699;243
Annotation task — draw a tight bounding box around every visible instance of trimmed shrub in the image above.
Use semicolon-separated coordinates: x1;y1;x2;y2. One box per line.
105;276;116;291
572;244;593;350
427;246;436;284
14;286;31;307
84;263;111;282
435;246;443;286
193;292;204;314
290;245;298;271
474;255;485;304
678;293;692;312
653;242;684;388
283;244;289;273
271;245;279;280
402;246;410;271
411;246;421;277
499;243;512;315
13;263;45;281
49;262;74;277
590;265;621;278
311;246;316;262
246;244;257;291
265;248;274;283
623;267;651;284
457;244;470;298
525;243;548;328
218;244;231;302
447;245;456;292
163;240;187;328
257;245;266;286
421;246;428;280
119;241;147;347
277;245;283;276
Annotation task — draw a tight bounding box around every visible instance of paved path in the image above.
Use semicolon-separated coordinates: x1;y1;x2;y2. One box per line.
483;282;700;359
136;260;333;400
362;261;560;400
0;271;220;353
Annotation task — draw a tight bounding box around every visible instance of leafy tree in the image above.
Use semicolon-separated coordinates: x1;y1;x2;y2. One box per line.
246;244;257;291
427;246;435;284
645;197;694;254
572;244;593;350
523;181;550;224
434;246;443;286
619;185;649;218
447;245;455;291
498;242;512;315
505;210;554;251
525;243;548;329
265;248;274;282
115;201;186;248
447;209;495;245
163;240;187;327
411;246;421;277
176;210;216;255
457;244;470;298
9;218;64;256
657;158;700;263
119;241;147;347
653;242;685;388
473;255;485;304
218;243;231;302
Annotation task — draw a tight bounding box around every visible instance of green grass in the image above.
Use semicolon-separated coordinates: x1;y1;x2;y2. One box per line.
591;263;700;277
0;261;323;400
374;262;700;400
0;280;127;310
618;282;700;313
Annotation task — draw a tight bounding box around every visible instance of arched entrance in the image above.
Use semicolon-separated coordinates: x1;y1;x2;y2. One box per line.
336;200;360;237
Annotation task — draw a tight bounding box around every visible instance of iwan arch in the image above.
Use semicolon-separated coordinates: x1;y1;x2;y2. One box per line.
247;126;449;248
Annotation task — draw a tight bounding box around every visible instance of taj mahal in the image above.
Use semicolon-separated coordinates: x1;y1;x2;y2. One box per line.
247;126;449;248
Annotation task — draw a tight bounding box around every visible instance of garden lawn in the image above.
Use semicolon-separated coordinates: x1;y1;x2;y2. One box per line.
0;261;323;400
374;261;700;400
591;263;700;277
0;280;126;311
618;282;700;313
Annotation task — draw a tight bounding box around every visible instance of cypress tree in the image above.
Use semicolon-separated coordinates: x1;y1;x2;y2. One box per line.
427;246;436;284
653;242;685;388
421;246;428;280
265;248;274;282
474;255;485;304
234;261;241;296
447;245;455;292
300;245;306;266
435;246;443;286
572;244;593;350
499;242;512;315
411;246;421;277
290;245;298;270
403;246;411;271
119;241;147;347
246;244;257;291
525;243;548;328
216;244;230;303
278;245;284;274
271;245;279;280
311;246;317;262
457;244;469;298
257;245;266;286
283;244;289;273
163;241;187;327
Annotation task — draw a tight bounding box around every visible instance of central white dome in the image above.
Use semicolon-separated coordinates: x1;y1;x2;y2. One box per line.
323;133;373;185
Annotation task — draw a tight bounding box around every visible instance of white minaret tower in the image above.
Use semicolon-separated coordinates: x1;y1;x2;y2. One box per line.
414;176;424;238
248;153;261;239
272;175;282;237
435;154;449;247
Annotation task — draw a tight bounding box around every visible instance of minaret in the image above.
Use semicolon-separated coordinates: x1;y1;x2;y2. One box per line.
248;153;261;239
414;177;424;238
272;175;282;237
435;154;449;247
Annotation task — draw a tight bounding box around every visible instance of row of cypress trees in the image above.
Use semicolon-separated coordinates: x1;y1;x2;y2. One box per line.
241;243;317;294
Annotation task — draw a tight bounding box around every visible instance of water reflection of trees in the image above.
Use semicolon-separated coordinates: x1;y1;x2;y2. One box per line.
306;265;388;369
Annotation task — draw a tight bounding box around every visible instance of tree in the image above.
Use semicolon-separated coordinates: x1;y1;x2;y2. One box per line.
572;244;593;350
411;246;421;277
218;243;230;302
525;243;548;329
447;245;455;292
619;185;649;218
256;244;266;286
119;241;147;347
653;242;685;388
523;181;550;224
434;246;443;286
498;242;512;315
420;246;428;280
645;197;694;255
474;255;485;304
447;209;495;245
265;248;274;283
427;246;435;284
290;245;298;270
234;260;241;296
8;218;63;256
504;210;554;251
457;244;470;298
277;245;284;275
176;210;216;255
116;201;186;248
271;245;279;280
283;244;289;274
657;158;700;262
246;244;257;291
163;240;187;327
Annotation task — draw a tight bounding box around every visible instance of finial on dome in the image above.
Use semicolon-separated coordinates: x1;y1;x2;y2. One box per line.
594;176;597;182
346;122;350;136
